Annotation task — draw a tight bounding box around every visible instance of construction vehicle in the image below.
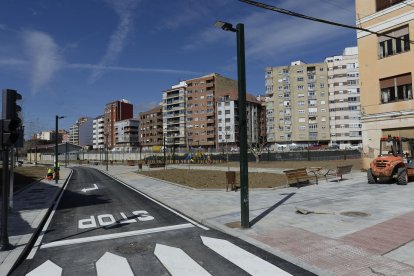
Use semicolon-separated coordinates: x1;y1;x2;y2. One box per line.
368;136;414;185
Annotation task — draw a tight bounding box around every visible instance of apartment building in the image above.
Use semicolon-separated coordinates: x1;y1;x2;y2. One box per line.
325;47;362;149
265;61;330;146
139;106;163;150
163;82;187;147
162;73;238;149
92;115;104;149
356;0;414;168
35;130;66;143
69;117;93;147
216;91;261;149
104;99;133;148
114;118;139;149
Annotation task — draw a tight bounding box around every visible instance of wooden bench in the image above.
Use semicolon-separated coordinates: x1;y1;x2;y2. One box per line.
324;165;353;182
283;168;318;187
148;163;165;168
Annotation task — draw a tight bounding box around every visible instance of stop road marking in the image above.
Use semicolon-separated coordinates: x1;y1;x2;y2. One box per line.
78;210;154;229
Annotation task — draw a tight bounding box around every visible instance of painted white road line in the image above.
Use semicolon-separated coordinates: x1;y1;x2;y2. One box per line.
99;170;210;230
26;260;62;276
201;236;292;276
27;170;74;259
81;183;98;192
96;252;133;276
155;244;212;276
41;223;194;249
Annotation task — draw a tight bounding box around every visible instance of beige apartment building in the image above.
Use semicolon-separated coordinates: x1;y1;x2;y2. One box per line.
356;0;414;168
163;73;238;149
325;47;362;149
265;61;330;146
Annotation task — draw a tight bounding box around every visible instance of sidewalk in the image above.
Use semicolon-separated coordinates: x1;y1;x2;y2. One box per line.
93;164;414;275
0;168;71;275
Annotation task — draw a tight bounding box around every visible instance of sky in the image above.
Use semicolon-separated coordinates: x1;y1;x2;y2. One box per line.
0;0;357;135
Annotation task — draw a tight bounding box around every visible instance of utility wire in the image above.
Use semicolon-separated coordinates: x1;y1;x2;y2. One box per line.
239;0;414;44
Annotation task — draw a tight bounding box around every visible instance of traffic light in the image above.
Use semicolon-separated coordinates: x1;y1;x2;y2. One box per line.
1;89;22;147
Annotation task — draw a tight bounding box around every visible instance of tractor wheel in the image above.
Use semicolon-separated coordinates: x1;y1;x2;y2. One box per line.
367;169;377;184
397;168;408;185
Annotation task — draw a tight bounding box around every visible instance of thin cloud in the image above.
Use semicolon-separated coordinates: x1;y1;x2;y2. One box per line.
69;63;202;75
0;58;27;65
89;0;139;84
22;30;63;94
183;0;356;61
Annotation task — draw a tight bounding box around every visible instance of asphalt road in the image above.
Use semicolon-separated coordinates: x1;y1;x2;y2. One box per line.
12;167;314;276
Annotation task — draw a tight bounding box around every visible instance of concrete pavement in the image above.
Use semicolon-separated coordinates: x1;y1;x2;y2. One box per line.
3;162;414;275
0;168;71;275
92;164;414;275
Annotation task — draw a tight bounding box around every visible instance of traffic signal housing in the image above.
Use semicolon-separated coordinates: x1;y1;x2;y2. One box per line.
1;89;23;147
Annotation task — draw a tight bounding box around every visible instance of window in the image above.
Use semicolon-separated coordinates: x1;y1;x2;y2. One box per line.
379;26;410;58
376;0;405;12
297;77;304;81
298;118;305;123
380;73;413;103
225;110;231;114
298;85;304;90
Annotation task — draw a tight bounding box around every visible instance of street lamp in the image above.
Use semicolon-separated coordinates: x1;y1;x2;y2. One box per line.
55;115;65;184
215;21;249;228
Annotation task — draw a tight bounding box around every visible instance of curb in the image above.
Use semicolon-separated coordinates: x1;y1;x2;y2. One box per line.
96;167;327;276
6;169;73;275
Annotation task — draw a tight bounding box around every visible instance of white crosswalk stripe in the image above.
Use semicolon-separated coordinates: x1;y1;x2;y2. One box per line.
201;236;292;276
26;260;62;276
26;236;292;275
154;243;212;276
96;252;133;276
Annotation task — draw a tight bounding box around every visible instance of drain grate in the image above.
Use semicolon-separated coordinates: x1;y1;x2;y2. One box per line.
340;211;370;217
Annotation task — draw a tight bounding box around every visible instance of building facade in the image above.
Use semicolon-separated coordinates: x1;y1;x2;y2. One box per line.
92;115;104;149
114;118;139;149
163;82;187;147
139;106;163;150
104;99;133;148
216;92;261;149
325;47;362;149
162;73;238;149
265;61;330;146
356;0;414;168
69;117;93;147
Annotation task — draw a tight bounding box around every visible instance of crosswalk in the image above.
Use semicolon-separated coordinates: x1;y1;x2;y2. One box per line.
26;236;292;276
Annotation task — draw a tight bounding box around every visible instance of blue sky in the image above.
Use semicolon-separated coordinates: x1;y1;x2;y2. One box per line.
0;0;357;135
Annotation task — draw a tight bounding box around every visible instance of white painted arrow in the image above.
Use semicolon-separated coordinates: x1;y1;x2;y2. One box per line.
201;236;292;276
96;252;133;276
26;260;62;276
81;184;98;192
155;244;211;276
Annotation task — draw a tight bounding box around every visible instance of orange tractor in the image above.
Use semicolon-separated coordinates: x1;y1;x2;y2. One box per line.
368;136;414;185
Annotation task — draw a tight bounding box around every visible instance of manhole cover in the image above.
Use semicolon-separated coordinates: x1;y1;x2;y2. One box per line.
340;211;370;217
116;242;151;254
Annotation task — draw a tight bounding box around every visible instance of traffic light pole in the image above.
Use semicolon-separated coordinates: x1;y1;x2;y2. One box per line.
9;146;14;209
1;145;12;250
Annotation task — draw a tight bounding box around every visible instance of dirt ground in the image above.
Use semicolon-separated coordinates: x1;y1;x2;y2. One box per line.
213;158;363;170
140;170;287;189
0;165;48;194
140;159;362;190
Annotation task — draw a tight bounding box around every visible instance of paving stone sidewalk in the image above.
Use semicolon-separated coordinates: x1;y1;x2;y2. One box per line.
0;168;71;275
93;164;414;276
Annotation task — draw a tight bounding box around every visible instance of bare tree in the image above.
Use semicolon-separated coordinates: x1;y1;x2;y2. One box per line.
248;136;268;163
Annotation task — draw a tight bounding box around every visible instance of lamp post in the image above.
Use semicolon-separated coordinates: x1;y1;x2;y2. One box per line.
215;21;249;228
105;133;109;171
55;115;65;184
